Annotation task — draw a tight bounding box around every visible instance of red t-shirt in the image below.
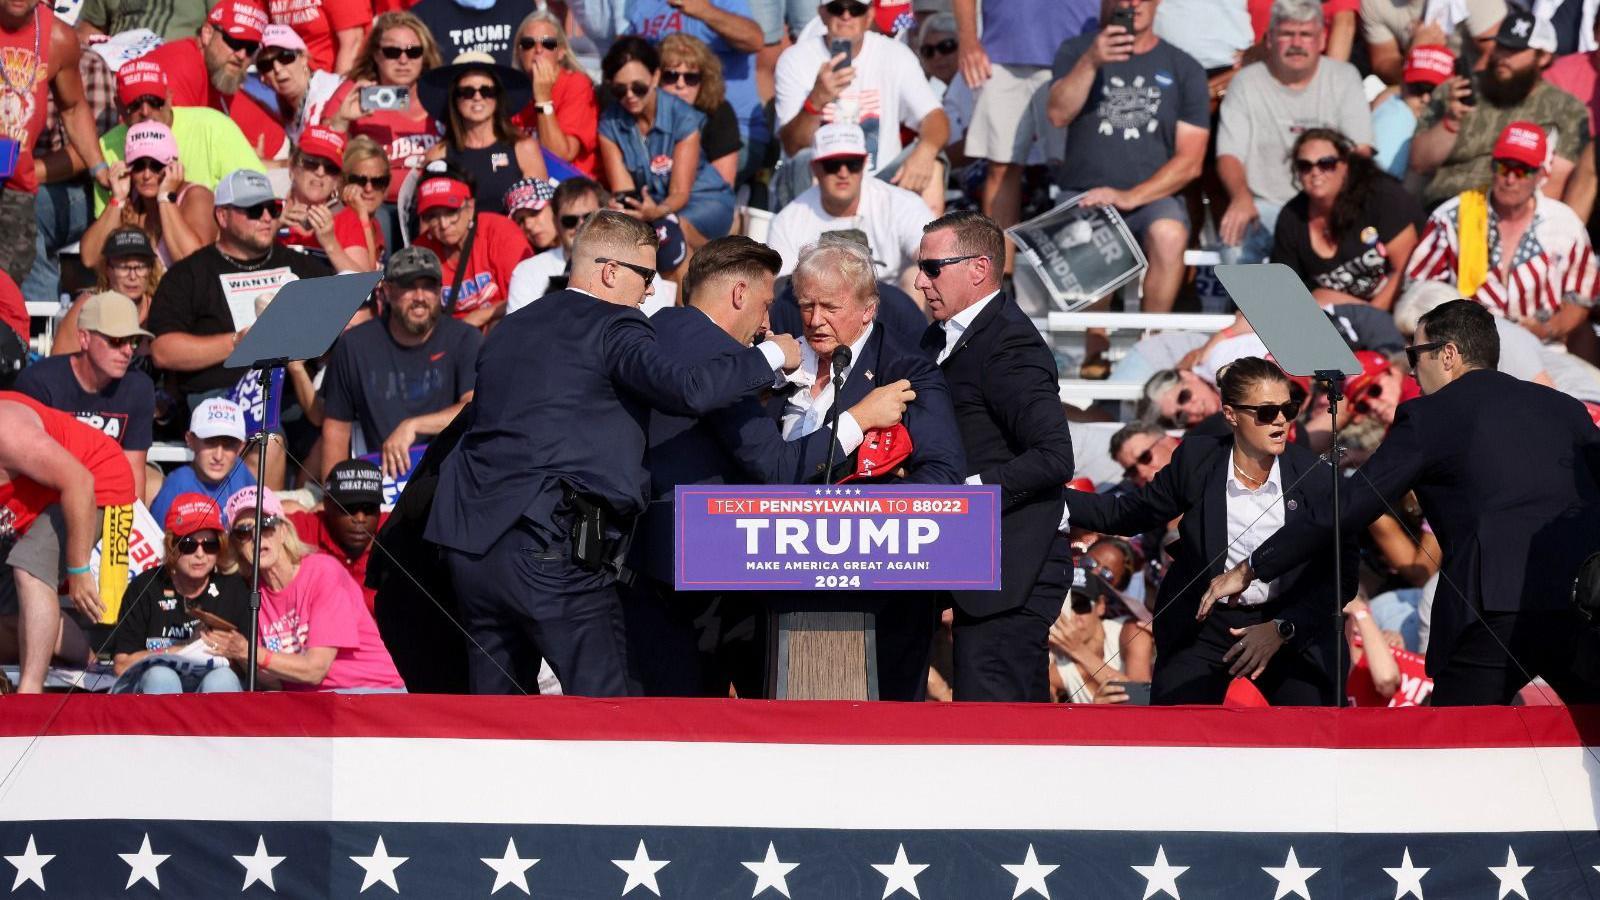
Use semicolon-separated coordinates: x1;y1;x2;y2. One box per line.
1346;637;1434;707
270;0;373;73
288;509;388;613
0;3;55;194
349;107;440;203
0;392;136;541
0;271;29;345
277;205;381;263
138;38;288;158
511;68;601;178
416;212;532;317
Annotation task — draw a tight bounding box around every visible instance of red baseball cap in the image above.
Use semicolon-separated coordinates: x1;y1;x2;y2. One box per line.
417;176;473;215
1493;121;1549;169
165;493;225;536
839;424;913;483
116;60;168;107
297;126;346;166
1584;402;1600;428
1346;350;1392;398
1401;44;1454;87
1067;477;1096;493
207;0;268;42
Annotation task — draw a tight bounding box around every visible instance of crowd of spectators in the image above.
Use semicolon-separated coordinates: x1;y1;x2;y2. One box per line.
3;0;1600;704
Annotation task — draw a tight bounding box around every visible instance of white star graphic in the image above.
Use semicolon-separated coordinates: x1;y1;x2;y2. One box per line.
235;835;285;892
871;844;928;899
350;836;408;893
1489;847;1533;900
481;837;539;895
612;839;669;896
1383;847;1429;900
119;832;170;890
741;842;799;898
1001;844;1057;898
5;835;53;891
1131;845;1188;900
1262;847;1320;900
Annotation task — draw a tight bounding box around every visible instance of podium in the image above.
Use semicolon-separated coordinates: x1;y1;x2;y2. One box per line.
768;600;878;699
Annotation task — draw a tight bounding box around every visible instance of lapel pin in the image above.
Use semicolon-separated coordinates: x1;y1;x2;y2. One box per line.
1286;499;1298;511
864;369;874;381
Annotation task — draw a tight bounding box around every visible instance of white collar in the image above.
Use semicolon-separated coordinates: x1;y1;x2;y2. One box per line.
789;323;876;388
944;289;1001;332
1225;453;1283;495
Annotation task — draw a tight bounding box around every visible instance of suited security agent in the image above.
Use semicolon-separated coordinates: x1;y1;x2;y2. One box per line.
916;211;1076;702
424;212;801;697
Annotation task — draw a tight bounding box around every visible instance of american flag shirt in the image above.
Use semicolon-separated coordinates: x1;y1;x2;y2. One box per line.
1405;192;1599;322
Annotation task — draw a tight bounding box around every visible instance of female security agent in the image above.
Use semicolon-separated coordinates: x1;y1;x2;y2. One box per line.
1065;357;1355;705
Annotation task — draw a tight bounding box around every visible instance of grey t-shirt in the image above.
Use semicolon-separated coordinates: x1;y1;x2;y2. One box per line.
1052;34;1210;192
1215;59;1376;207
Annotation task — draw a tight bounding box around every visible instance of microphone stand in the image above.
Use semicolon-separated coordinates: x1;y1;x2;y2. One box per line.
820;345;853;484
1315;369;1346;708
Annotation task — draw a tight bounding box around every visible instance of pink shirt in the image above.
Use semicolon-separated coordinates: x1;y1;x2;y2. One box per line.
258;553;404;691
1543;53;1599;137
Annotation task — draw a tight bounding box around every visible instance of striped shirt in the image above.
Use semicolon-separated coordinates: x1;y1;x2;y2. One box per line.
1405;193;1598;322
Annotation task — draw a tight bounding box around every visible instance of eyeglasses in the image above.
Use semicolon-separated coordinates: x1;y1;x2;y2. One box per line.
230;515;282;539
917;254;984;279
255;48;300;75
1229;401;1298;425
176;535;221;555
123;95;165;117
824;0;870;17
661;68;703;87
1292;155;1341;176
1404;340;1447;369
519;35;559;51
1122;447;1154;480
921;38;958;58
455;84;498;101
128;158;166;175
93;332;142;350
110;259;152;273
1493;159;1539;180
817;156;866;175
595;256;656;287
297;156;340;176
346;173;391;190
378;45;425;60
219;33;259;56
608;81;651;100
232;200;283;221
559;213;585;229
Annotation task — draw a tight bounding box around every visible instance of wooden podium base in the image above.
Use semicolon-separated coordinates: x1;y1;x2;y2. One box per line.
768;610;878;700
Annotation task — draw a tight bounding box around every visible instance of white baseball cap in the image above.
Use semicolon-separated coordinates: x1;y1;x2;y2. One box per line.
812;123;868;162
190;398;246;443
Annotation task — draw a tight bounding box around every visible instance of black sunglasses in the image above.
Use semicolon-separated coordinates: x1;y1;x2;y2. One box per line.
1292;155;1342;176
95;332;142;350
661;68;703;87
917;254;983;279
455;84;499;100
298;156;340;176
1122;447;1154;479
608;81;651;100
346;173;391;190
379;44;425;60
177;535;222;555
123;95;166;116
129;158;166;175
255;48;300;74
1230;401;1298;425
825;0;870;17
233;200;284;221
595;256;656;287
1404;340;1447;369
519;35;559;51
1352;381;1387;415
921;38;958;58
559;213;585;229
230;515;282;538
219;33;259;56
818;156;866;175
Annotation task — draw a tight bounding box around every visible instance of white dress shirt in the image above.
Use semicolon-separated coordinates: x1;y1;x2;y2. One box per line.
1223;454;1285;607
937;289;999;365
779;325;874;454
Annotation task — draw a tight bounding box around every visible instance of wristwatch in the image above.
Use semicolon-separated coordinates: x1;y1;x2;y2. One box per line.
535;101;555;115
1274;618;1295;641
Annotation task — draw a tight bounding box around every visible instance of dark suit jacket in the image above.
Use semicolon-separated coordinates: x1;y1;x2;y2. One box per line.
1067;434;1356;672
920;292;1075;616
1252;368;1600;674
424;289;777;554
770;278;929;351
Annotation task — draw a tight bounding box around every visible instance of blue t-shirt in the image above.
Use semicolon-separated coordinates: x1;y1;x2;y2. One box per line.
13;355;156;451
150;463;256;527
982;0;1098;68
599;90;731;204
624;0;769;144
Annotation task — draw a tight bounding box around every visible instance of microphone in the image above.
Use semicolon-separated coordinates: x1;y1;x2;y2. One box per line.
820;345;853;484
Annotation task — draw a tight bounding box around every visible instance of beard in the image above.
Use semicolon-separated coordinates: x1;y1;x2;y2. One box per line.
1480;63;1542;108
399;303;440;336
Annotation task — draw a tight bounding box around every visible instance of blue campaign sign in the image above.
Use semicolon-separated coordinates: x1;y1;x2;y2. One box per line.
674;484;1001;591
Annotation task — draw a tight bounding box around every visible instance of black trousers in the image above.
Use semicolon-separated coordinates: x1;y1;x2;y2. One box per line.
620;581;766;698
951;535;1070;702
446;520;630;697
1152;605;1334;706
1430;609;1600;706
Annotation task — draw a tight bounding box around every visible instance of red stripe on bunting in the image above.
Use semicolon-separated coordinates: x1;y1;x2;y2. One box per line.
1;694;1598;749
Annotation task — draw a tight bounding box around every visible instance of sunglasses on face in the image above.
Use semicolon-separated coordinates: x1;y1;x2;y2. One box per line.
1293;155;1341;176
378;44;424;60
343;503;381;518
595;256;656;287
455;83;498;101
177;535;221;555
1352;381;1387;415
129;158;166;176
660;68;703;87
1230;401;1298;425
1122;447;1155;480
1404;340;1447;369
123;95;166;117
233;200;284;221
921;38;958;58
94;332;142;350
917;254;983;279
559;213;586;229
219;33;259;56
825;0;870;17
818;156;866;175
608;81;651;100
297;156;340;177
1493;159;1539;180
255;48;300;74
346;173;391;190
230;515;282;539
519;35;559;51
